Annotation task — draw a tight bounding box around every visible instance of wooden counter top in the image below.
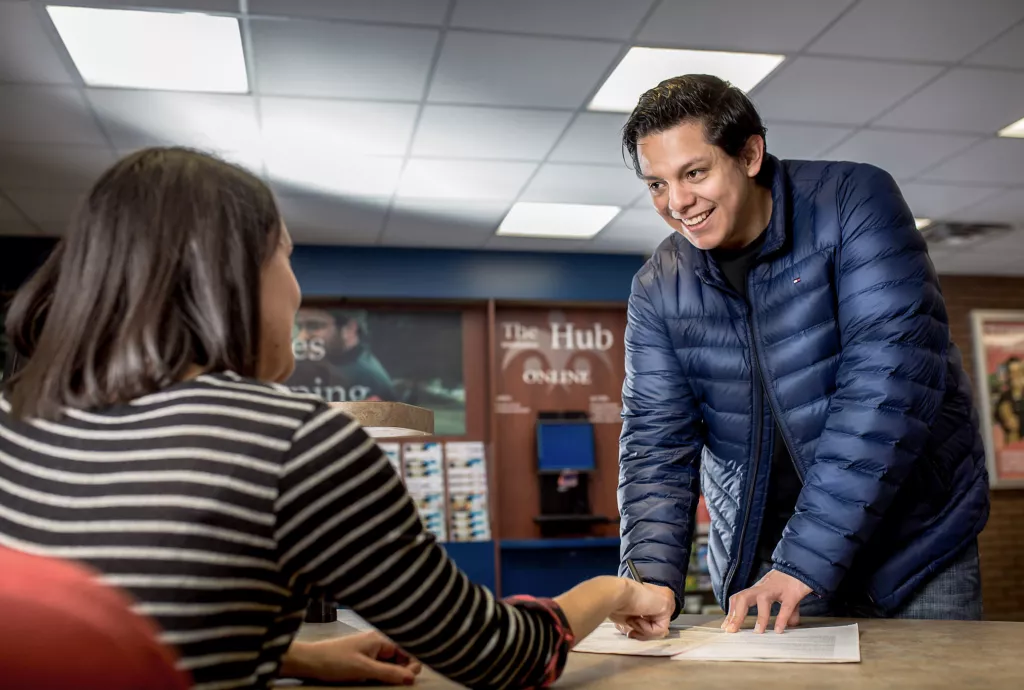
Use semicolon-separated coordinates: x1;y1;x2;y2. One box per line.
295;615;1024;689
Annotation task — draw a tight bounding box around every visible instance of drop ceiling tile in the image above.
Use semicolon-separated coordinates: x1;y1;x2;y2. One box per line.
428;31;621;108
55;1;238;9
875;68;1024;134
0;218;37;236
932;254;1014;276
261;98;418;157
451;0;655;40
549;112;630;166
397;159;537;200
920;138;1024;185
765;123;853;159
808;0;1024;62
899;182;1005;219
412;105;573;161
275;194;389;245
637;0;854;53
752;57;942;126
266;153;404;198
948;188;1024;225
519;163;644;206
963;228;1024;257
290;227;380;246
593;207;673;249
381;198;509;248
0;3;74;85
251;19;439;99
250;0;449;25
967;23;1024;69
87;90;261;151
4;189;84;232
0;85;107;145
0;144;115;190
0;194;36;235
823;130;981;179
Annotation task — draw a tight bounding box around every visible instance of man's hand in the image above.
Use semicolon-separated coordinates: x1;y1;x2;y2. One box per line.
612;582;675;640
281;632;422;685
722;569;812;634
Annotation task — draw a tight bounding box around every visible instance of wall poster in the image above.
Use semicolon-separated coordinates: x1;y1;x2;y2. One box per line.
286;307;466;435
971;310;1024;488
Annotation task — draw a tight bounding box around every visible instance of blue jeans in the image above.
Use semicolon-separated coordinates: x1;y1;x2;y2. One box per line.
750;539;983;620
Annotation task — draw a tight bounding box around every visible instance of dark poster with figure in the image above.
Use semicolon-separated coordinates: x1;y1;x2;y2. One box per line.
286;307;466;436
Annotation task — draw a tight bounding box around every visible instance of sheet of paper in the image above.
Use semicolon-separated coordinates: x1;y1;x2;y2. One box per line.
574;621;724;657
671;623;860;664
378;442;402;475
403;442;447;541
445;441;491;542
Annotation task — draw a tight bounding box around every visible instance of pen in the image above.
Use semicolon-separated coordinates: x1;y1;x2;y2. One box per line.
626;558;644;583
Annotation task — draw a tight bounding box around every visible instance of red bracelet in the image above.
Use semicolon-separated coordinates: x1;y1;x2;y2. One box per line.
504;595;575;688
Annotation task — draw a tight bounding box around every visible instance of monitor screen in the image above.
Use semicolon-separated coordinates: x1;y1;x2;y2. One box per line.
536;421;596;472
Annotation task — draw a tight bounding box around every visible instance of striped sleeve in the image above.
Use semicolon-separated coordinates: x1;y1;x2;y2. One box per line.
273;405;572;690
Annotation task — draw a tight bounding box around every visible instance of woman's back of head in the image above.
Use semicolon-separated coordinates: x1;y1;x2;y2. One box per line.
3;148;289;420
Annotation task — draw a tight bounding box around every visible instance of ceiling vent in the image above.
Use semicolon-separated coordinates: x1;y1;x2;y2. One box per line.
920;222;1013;248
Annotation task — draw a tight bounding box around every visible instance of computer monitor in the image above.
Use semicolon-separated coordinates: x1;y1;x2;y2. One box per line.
536;420;596;473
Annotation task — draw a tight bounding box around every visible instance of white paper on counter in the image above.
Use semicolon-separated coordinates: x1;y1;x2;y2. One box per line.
670;623;861;663
574;621;717;657
575;621;860;664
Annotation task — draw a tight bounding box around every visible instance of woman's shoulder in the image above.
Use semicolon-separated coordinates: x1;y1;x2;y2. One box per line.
136;371;333;424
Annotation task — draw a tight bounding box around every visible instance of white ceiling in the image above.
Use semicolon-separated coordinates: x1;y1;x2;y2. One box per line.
0;0;1022;276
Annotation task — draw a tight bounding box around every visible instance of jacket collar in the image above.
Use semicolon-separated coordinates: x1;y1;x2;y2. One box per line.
684;154;790;290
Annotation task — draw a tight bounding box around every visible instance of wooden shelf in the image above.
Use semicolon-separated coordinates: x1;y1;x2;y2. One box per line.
328;401;434;437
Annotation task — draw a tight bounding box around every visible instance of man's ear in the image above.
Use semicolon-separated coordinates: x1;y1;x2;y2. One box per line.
741;134;766;180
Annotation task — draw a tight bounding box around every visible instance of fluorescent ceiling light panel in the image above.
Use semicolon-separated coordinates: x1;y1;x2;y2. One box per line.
496;202;620;239
590;47;784;113
997;116;1024;138
47;5;248;93
915;218;933;230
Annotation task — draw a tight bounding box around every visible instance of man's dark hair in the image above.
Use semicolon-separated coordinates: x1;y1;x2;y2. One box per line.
4;147;281;419
622;74;770;185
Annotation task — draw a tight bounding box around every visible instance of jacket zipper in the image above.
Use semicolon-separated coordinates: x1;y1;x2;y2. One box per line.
721;302;764;606
748;312;805;485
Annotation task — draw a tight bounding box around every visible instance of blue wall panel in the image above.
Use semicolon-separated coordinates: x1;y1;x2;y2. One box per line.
291;246;643;302
444;541;497;593
500;539;620;598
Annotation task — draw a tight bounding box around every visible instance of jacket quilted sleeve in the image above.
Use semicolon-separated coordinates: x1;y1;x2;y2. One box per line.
772;164;950;597
618;265;703;604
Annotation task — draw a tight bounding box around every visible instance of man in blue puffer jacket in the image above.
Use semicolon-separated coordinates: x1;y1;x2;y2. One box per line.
616;75;990;638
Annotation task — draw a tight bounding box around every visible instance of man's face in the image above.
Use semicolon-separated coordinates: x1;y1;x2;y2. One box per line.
638;120;763;251
296;309;338;345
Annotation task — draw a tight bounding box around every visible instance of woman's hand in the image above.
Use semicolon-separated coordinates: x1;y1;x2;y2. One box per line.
722;569;812;634
281;632;422;686
610;581;674;640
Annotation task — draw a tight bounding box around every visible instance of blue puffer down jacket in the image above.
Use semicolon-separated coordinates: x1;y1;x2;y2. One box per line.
618;156;990;613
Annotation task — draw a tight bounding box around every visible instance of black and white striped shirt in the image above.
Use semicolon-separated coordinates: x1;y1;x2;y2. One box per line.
0;372;570;690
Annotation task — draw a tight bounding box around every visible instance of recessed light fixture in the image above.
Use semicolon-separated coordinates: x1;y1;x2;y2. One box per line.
997;116;1024;138
47;5;248;93
915;218;933;230
496;202;620;239
589;47;785;113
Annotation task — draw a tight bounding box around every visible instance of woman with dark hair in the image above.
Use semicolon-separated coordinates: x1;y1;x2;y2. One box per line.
0;148;669;690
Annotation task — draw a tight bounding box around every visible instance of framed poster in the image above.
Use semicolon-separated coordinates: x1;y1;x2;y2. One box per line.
971;310;1024;488
286;307;466;435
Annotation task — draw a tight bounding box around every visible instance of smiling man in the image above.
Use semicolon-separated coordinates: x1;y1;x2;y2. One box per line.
616;75;990;635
